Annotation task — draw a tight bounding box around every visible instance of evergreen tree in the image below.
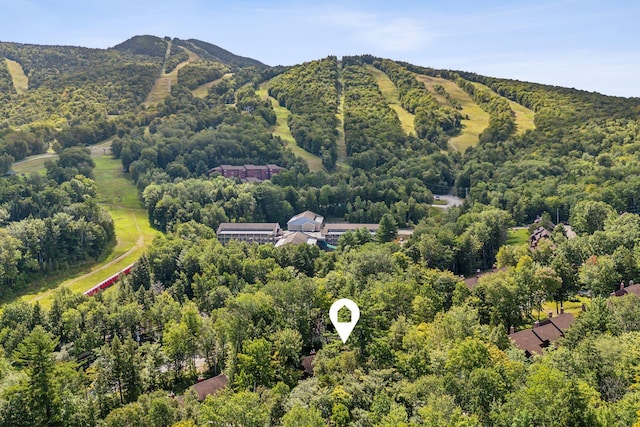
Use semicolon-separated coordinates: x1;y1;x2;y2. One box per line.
377;214;398;243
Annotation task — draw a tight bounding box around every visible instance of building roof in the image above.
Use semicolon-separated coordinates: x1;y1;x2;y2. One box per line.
532;319;564;343
288;210;324;225
509;313;575;356
611;283;640;298
192;374;228;401
530;226;553;248
275;231;318;247
302;354;315;375
217;223;281;233
463;267;508;289
322;223;380;233
509;329;544;356
548;312;575;331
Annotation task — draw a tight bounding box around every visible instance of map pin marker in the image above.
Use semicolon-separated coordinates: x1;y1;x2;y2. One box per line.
329;298;360;343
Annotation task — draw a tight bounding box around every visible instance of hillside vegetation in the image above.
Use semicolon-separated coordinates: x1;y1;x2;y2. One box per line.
416;73;490;151
1;37;640;426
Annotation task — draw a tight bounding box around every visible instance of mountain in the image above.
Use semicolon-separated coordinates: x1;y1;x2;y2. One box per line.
3;36;640;228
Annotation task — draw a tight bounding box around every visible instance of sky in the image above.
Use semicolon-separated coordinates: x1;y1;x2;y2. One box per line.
1;0;639;97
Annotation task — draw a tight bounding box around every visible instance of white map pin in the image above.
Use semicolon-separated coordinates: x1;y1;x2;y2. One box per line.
329;298;360;343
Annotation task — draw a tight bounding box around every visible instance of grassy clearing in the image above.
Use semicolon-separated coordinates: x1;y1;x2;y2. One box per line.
19;143;158;307
471;82;535;135
335;72;349;171
416;74;490;152
534;296;589;319
5;58;28;94
143;46;199;108
257;82;324;172
192;72;233;98
506;228;530;246
12;155;55;174
366;65;415;136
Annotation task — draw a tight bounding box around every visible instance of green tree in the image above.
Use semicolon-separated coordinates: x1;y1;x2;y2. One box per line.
570;200;615;235
12;326;60;426
281;405;326;427
496;365;597;426
377;213;398;243
579;255;621;297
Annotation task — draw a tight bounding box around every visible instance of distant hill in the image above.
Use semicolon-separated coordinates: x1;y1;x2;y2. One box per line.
174;38;266;68
112;35;169;57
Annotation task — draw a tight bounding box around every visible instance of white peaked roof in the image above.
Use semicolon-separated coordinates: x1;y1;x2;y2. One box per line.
275;231;318;247
288;210;324;225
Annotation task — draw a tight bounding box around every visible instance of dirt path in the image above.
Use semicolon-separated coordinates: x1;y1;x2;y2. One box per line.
13;153;56;165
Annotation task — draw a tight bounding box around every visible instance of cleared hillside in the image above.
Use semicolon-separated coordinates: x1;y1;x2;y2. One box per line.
192;72;233;98
416;74;490;151
366;64;415;136
143;42;199;107
5;58;28;94
256;82;324;172
471;81;535;135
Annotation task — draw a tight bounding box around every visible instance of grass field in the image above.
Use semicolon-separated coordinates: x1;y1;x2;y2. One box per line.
416;74;490;152
192;72;234;98
471;82;536;135
506;228;530;246
5;58;28;94
12;154;56;174
14;141;158;307
256;82;324;172
366;65;415;136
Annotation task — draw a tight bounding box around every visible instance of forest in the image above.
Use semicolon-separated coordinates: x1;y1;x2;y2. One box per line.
1;36;640;425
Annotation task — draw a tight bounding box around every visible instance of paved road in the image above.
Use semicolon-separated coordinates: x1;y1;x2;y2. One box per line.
12;153;57;165
431;194;465;209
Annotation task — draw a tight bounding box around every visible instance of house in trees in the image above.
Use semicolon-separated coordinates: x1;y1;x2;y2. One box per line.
216;223;283;245
610;281;640;298
287;210;324;232
508;311;575;357
191;374;228;401
322;223;380;246
530;226;552;249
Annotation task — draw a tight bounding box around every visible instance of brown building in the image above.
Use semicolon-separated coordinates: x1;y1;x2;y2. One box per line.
216;223;283;245
208;164;283;182
463;267;508;290
509;311;575;357
530;226;553;249
610;282;640;298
